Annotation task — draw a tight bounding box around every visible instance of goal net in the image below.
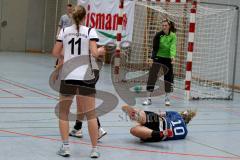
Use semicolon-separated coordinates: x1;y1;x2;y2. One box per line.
115;0;238;100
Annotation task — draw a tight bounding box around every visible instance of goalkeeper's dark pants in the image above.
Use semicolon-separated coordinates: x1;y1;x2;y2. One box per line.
146;57;174;93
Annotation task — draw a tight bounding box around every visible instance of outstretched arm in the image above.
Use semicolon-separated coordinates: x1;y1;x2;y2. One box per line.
122;105;147;125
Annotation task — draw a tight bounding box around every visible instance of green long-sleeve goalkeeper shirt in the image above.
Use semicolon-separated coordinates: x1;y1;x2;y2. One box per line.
156;32;177;58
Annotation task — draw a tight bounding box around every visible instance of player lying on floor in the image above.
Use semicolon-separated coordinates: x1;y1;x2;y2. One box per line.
122;105;196;142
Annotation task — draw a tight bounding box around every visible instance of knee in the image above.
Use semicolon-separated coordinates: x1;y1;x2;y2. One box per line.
130;127;137;136
85;110;97;120
58;109;70;121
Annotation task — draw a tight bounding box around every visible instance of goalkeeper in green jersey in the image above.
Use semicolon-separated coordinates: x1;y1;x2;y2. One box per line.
143;19;177;106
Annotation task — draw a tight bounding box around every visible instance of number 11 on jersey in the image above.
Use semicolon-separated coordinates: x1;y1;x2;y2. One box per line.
68;38;81;55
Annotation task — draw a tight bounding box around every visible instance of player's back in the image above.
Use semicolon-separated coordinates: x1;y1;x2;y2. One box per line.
57;25;99;80
61;25;91;60
164;111;188;140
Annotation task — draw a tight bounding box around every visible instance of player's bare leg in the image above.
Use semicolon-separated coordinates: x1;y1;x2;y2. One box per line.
130;126;154;140
122;105;173;141
57;95;74;157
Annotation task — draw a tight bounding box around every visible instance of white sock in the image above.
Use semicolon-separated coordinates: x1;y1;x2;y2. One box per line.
165;93;169;98
63;141;69;146
92;146;98;150
147;92;152;99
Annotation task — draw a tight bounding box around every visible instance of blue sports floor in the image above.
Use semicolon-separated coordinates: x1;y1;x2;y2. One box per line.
0;52;240;160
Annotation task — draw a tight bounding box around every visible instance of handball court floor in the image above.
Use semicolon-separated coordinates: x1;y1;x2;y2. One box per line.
0;52;240;160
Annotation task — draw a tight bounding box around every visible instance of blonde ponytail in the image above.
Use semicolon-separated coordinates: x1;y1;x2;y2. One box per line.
72;5;86;33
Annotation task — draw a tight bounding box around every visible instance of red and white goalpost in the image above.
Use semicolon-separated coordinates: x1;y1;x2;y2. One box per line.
114;0;124;77
185;1;197;100
114;0;238;100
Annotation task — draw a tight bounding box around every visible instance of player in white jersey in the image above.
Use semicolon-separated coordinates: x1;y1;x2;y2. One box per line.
55;4;107;140
52;5;105;158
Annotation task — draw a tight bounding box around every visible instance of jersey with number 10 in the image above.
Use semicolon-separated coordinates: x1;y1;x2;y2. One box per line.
164;111;188;140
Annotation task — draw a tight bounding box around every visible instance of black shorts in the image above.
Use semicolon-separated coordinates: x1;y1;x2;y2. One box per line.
60;80;96;96
144;111;160;131
60;70;99;96
141;111;161;142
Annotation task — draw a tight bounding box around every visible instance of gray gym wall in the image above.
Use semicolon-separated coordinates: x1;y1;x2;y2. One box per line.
26;0;45;52
0;0;77;53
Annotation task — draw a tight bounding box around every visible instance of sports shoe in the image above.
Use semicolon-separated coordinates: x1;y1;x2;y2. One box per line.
98;127;107;140
142;98;152;105
90;147;100;158
165;96;170;106
57;144;70;157
69;129;83;138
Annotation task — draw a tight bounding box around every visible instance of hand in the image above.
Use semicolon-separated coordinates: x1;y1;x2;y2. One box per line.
55;57;64;69
52;69;59;81
171;58;175;64
58;57;64;66
159;111;166;117
97;46;106;57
